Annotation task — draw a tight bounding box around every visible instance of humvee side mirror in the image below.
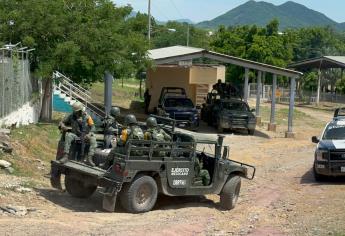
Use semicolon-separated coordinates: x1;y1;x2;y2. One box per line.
312;136;319;143
250;108;255;112
222;146;229;160
196;105;201;110
158;104;162;109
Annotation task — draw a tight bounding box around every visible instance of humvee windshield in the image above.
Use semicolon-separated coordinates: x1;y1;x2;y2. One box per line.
196;143;215;157
164;98;194;108
323;125;345;140
221;101;249;111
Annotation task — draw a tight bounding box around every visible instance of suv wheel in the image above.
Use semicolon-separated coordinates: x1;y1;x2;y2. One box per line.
220;175;241;210
120;175;158;213
313;165;326;181
65;175;97;198
248;129;255;135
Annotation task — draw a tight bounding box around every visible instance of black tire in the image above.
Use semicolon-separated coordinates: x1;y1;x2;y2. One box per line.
220;175;241;210
313;166;326;181
248;129;255;135
120;175;158;213
65;175;97;198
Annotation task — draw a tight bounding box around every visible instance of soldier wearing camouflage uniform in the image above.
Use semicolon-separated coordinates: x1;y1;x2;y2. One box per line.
194;156;211;186
103;107;122;148
117;114;144;146
144;117;172;156
103;114;144;168
58;102;97;166
144;117;171;141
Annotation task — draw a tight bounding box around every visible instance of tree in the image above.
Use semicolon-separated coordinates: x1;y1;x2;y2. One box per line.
210;20;292;85
0;0;149;120
151;21;210;49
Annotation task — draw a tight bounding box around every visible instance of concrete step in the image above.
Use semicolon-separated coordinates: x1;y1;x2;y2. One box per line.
53;89;61;95
64;96;72;102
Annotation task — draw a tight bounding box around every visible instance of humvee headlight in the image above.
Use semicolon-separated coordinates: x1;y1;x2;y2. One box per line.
316;150;328;161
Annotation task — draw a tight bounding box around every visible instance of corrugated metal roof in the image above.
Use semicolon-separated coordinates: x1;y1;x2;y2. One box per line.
148;45;205;60
289;56;345;70
148;45;302;77
325;56;345;65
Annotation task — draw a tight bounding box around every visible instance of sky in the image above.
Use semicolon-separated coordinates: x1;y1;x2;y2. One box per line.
112;0;345;23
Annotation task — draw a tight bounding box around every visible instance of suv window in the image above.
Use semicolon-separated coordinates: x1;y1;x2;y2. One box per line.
222;102;248;111
323;124;345;140
164;98;194;108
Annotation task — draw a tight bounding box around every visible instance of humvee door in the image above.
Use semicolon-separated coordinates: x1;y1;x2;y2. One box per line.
166;135;196;189
166;158;194;189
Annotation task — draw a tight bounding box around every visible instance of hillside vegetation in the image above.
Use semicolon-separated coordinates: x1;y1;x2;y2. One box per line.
197;1;344;30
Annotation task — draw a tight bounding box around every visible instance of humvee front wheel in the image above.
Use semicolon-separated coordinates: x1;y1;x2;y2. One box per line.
65;175;97;198
120;175;158;213
220;175;241;210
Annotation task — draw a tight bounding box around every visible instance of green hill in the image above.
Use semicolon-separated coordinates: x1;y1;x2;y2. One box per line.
197;1;344;30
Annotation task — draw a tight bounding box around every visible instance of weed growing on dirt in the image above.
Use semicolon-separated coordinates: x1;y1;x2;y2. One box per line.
6;124;59;179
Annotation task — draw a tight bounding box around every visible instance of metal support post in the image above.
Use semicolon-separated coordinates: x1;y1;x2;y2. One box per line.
268;74;277;131
104;71;113;117
255;71;262;124
316;69;321;106
243;68;249;102
186;24;190;46
262;72;266;98
286;77;296;138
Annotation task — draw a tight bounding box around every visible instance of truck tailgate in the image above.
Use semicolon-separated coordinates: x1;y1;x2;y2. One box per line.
52;160;106;177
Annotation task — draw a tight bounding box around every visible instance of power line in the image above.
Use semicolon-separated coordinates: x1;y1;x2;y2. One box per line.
168;0;184;19
151;1;171;22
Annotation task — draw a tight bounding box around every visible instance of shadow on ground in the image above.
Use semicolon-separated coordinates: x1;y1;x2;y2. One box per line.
300;167;345;185
35;188;218;213
198;122;270;139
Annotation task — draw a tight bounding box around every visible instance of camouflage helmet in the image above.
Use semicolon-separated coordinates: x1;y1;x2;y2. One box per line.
124;114;137;126
72;102;84;112
110;106;120;117
146;117;157;128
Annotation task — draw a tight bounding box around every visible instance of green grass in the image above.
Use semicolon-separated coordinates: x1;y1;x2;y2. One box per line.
90;81;145;112
259;106;325;129
2;123;60;179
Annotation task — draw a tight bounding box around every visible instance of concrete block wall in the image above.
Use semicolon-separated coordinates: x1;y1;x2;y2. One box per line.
0;101;41;128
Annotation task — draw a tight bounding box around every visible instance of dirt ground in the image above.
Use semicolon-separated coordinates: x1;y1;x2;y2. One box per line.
1;105;345;236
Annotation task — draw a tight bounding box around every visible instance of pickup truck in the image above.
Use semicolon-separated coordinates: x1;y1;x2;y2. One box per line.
156;87;199;130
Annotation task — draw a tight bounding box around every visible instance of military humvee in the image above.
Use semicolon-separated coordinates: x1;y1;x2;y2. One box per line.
50;117;255;213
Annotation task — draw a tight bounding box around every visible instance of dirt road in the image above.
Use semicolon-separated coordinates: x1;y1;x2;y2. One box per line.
1;107;344;236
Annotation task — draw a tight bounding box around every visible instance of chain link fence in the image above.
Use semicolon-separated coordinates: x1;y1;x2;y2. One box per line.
0;47;33;118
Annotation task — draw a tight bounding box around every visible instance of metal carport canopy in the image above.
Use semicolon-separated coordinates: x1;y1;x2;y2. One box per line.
288;56;345;70
149;46;303;78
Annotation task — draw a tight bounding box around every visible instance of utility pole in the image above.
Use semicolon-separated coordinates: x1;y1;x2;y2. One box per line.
186;24;190;46
148;0;151;48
